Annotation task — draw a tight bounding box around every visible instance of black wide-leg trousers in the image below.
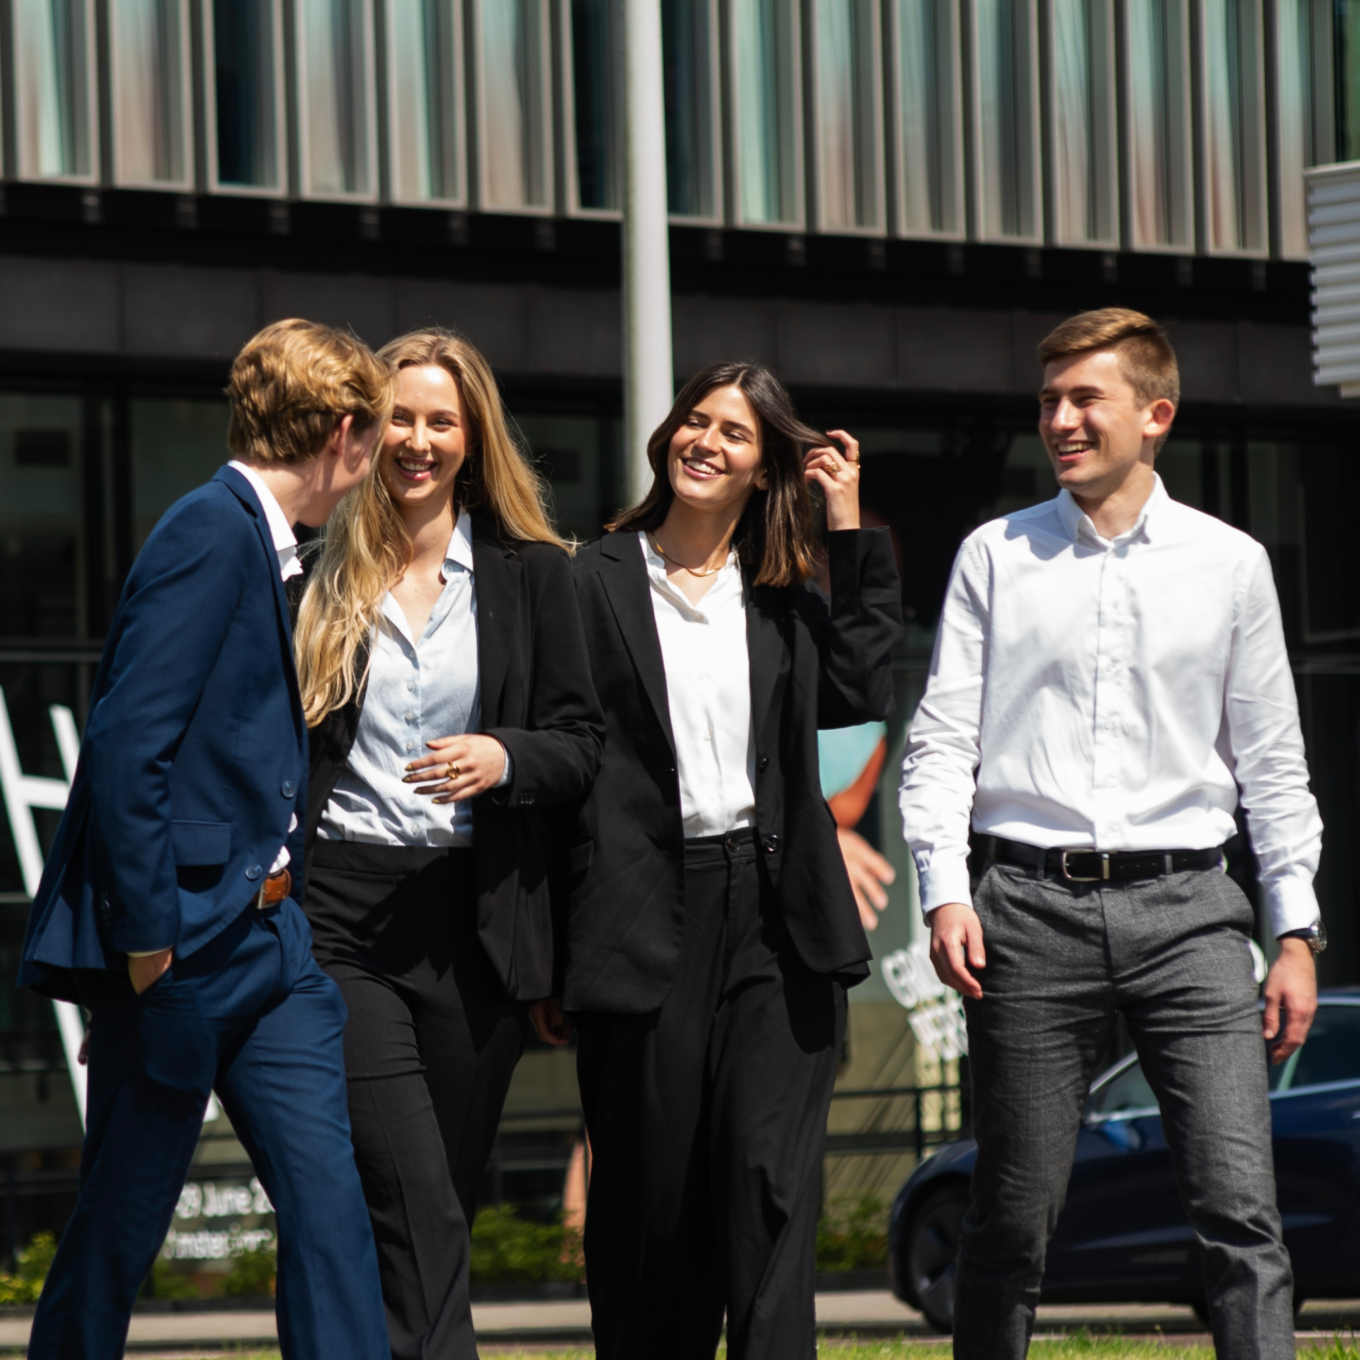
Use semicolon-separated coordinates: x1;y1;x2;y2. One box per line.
307;840;529;1360
575;830;848;1360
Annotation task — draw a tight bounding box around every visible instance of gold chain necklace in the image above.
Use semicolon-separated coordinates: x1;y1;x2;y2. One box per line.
648;532;733;578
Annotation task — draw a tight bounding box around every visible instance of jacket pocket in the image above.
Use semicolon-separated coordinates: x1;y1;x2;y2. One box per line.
170;820;232;866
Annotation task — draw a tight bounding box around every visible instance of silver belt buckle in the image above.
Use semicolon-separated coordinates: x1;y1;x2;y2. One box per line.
1061;850;1110;883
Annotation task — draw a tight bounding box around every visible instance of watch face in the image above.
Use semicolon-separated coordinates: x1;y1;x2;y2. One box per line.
1315;920;1329;954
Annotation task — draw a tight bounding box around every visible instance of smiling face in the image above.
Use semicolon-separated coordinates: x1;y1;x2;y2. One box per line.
1038;348;1175;502
378;363;467;514
665;384;767;519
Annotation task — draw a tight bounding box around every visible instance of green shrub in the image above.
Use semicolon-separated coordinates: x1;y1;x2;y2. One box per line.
0;1231;57;1304
469;1205;583;1284
143;1256;200;1300
816;1192;889;1273
221;1242;278;1298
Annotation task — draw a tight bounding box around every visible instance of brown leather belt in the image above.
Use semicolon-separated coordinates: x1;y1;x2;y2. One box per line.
255;868;292;909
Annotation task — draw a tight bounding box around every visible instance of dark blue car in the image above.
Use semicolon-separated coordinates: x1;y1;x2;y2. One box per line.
889;990;1360;1332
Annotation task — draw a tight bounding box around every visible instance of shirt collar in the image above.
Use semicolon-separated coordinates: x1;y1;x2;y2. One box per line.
1054;473;1166;549
228;460;301;580
445;511;475;574
640;530;741;620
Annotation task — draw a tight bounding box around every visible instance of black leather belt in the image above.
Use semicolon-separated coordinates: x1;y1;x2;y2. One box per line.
973;834;1223;883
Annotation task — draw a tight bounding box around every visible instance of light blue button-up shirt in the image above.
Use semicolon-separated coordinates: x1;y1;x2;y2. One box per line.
318;512;506;848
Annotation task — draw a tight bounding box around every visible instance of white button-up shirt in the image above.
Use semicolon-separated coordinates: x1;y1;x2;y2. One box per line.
642;533;756;839
898;476;1323;937
228;460;302;583
319;513;507;849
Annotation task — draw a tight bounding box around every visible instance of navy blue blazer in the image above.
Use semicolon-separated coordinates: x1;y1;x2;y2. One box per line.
20;466;307;1002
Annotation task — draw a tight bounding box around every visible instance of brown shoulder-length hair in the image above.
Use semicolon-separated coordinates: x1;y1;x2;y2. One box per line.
608;362;823;587
294;327;567;727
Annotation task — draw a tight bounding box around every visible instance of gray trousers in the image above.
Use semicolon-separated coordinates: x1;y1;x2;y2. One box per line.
954;862;1294;1360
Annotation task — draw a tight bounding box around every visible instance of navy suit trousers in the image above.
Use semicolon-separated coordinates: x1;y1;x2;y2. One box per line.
28;899;389;1360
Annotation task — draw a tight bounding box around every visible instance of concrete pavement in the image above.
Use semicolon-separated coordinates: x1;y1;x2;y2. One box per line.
0;1294;1355;1351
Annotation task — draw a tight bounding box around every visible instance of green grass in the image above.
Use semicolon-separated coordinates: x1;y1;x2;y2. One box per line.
217;1341;1360;1360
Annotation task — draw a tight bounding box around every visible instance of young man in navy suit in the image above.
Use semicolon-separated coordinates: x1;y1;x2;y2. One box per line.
19;319;395;1359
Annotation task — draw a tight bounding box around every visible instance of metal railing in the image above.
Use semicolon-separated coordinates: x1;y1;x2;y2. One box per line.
825;1082;969;1162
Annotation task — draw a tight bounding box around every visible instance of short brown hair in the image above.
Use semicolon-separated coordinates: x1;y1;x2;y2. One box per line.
227;318;394;466
1038;308;1180;411
608;362;824;588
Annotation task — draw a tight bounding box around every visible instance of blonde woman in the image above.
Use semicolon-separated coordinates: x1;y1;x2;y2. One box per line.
292;329;603;1360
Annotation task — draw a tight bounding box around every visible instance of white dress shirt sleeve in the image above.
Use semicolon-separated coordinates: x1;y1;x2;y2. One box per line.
1227;546;1323;937
899;540;988;915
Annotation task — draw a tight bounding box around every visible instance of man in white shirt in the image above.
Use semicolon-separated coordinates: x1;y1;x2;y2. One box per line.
899;308;1321;1359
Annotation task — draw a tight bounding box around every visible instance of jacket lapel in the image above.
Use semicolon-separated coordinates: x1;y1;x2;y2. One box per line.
599;532;675;754
472;516;521;725
745;575;787;752
216;466;302;717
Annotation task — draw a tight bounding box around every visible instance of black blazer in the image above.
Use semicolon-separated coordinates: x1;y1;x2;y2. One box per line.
562;526;903;1015
300;517;605;1001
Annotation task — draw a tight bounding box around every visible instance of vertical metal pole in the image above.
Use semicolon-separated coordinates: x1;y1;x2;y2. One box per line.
621;0;674;505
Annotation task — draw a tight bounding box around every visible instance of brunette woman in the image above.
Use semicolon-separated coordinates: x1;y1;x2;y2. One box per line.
544;363;902;1360
291;329;603;1360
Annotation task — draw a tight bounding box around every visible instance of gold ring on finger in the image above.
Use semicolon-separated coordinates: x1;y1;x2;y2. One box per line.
446;762;461;779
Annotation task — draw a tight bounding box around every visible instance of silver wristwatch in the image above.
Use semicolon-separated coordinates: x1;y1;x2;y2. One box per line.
1278;920;1328;956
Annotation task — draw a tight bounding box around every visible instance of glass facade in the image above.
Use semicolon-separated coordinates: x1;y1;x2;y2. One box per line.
386;0;462;204
0;399;87;639
211;0;283;190
1047;0;1116;246
811;0;883;233
568;0;618;212
970;0;1040;242
1274;0;1329;259
298;0;375;198
110;0;190;186
12;0;95;181
1123;0;1192;251
474;0;551;211
893;0;961;237
662;0;719;220
1200;0;1267;254
732;0;801;226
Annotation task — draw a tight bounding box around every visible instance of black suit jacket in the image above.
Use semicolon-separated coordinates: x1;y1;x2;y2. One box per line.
300;517;605;1001
562;527;903;1014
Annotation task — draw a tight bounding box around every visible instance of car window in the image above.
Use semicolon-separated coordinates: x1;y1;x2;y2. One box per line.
1083;1059;1158;1119
1276;1004;1360;1092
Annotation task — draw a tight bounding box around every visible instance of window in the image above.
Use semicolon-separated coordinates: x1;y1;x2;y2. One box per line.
472;0;552;212
809;0;884;233
1274;1006;1360;1091
209;0;285;191
12;0;96;181
297;0;376;198
0;399;86;638
1083;1058;1158;1120
109;0;192;186
131;400;231;550
1336;0;1360;161
1045;0;1116;247
662;0;720;220
386;0;463;204
730;0;802;227
513;414;610;542
1199;0;1267;255
1122;0;1192;251
1273;0;1331;259
891;0;963;238
968;0;1040;242
565;0;619;213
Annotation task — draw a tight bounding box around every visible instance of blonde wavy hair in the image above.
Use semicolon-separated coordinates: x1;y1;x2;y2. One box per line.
295;327;567;726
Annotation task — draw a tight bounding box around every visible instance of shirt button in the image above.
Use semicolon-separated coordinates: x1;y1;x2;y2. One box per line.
281;780;296;798
404;710;416;722
245;864;263;881
406;741;415;751
407;681;416;692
